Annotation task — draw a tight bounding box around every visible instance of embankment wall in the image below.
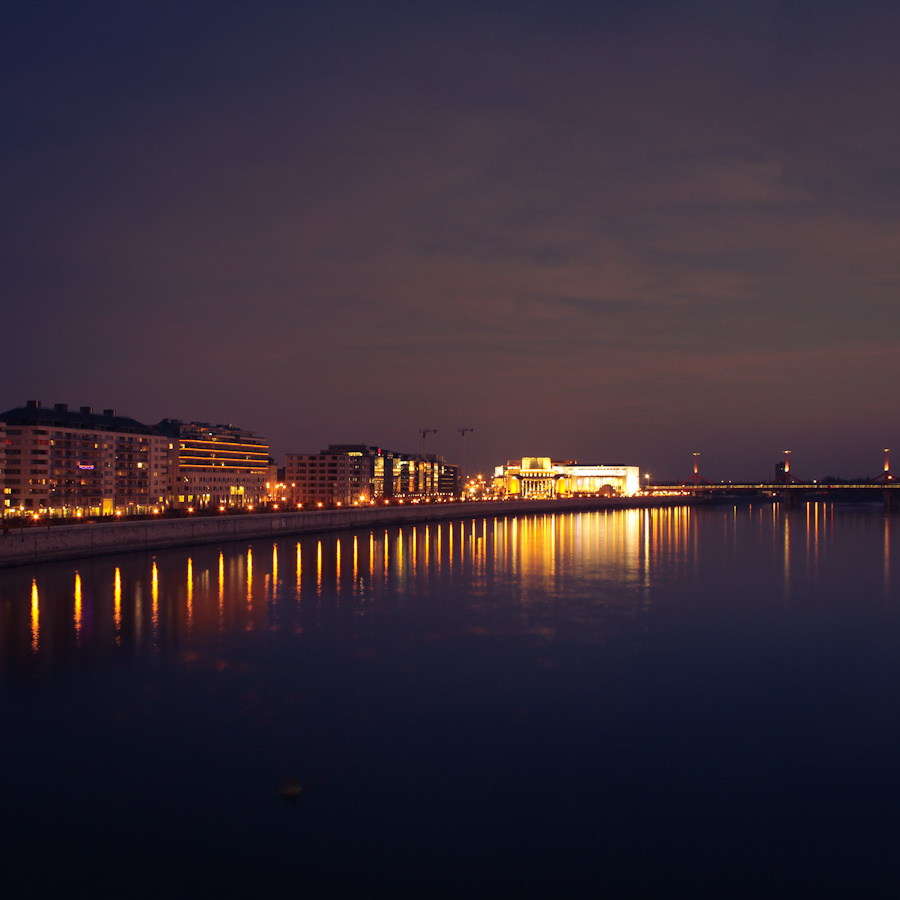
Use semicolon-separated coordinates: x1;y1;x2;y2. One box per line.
0;496;691;568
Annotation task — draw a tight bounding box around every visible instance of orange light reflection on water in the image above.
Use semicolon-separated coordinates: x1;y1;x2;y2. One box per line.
30;580;39;654
74;572;82;643
152;560;159;638
186;558;193;633
13;504;893;662
114;567;122;645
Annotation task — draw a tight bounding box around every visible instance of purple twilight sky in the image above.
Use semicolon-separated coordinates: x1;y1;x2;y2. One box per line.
3;0;900;481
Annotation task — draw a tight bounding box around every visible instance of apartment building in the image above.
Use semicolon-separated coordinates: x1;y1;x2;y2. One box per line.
156;419;269;509
0;400;168;515
285;452;353;506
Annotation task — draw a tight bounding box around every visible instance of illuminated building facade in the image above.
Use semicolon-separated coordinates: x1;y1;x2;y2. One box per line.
156;419;269;509
493;457;641;498
0;401;168;515
327;445;459;500
285;445;460;505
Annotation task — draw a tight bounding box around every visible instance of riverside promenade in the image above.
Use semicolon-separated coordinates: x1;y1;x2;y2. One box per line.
0;495;695;568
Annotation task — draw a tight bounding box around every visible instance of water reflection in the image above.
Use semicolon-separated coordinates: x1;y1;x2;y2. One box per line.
152;559;159;638
1;504;897;670
74;572;82;643
114;567;122;645
30;579;38;654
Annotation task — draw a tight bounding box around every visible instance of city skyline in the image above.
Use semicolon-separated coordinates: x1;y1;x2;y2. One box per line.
3;1;899;481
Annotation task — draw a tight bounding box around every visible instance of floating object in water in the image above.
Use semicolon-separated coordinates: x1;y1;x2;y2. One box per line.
279;777;303;801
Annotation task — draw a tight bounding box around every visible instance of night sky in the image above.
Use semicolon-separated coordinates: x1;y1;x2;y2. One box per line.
4;0;899;481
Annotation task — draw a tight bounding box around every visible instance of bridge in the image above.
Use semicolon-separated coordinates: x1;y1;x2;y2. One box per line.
647;481;900;507
651;449;899;508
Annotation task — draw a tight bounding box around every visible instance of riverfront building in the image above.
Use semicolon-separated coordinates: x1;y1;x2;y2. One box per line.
0;401;271;517
155;419;269;509
492;457;641;498
285;452;354;506
286;445;460;506
327;444;459;500
0;401;168;516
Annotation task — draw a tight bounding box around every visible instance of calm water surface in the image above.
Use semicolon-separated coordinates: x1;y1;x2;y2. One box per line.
3;504;900;897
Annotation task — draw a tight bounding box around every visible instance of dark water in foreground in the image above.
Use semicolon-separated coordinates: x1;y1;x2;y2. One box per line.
2;503;900;897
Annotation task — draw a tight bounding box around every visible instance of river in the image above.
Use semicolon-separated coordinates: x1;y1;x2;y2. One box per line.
2;503;899;896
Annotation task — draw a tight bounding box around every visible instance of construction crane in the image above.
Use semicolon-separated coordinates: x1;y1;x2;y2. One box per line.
457;427;474;486
419;428;438;457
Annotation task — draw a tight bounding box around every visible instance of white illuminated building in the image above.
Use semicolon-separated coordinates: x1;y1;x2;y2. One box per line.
492;457;641;498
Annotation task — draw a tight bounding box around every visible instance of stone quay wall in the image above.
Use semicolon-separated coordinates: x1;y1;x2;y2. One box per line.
0;496;693;568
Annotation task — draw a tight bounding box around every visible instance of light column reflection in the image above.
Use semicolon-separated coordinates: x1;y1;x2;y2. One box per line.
114;568;122;645
296;542;302;602
336;538;342;597
74;572;82;643
151;560;159;640
272;544;279;602
246;548;253;608
186;559;193;633
885;515;892;603
219;552;225;631
316;541;322;597
30;579;39;654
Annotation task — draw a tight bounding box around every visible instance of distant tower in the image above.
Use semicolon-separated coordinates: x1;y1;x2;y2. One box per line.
680;451;710;486
873;448;893;484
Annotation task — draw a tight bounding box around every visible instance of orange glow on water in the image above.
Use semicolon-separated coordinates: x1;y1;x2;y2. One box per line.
114;568;122;644
186;558;194;631
74;572;82;642
272;543;278;598
152;560;159;635
218;552;225;629
30;580;39;654
336;539;342;591
316;541;322;596
246;548;253;608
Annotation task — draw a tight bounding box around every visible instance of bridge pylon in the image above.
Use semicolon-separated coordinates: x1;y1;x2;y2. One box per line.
872;448;893;484
680;451;711;487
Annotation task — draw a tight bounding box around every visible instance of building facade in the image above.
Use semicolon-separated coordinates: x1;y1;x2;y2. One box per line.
327;445;459;500
285;445;461;506
286;452;354;506
492;457;641;498
156;420;269;509
0;401;168;516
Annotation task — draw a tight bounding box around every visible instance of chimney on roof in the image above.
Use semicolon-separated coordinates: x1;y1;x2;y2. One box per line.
54;403;68;412
26;399;41;409
103;409;116;417
80;406;93;414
